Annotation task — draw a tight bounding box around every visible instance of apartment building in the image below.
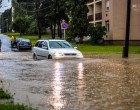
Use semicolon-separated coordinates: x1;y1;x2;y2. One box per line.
87;0;140;45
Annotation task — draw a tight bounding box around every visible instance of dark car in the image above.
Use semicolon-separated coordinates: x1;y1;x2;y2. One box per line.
16;38;32;50
11;37;22;48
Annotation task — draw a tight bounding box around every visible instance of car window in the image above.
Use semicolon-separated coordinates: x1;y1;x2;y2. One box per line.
42;41;48;47
35;41;40;47
22;39;30;42
38;41;43;48
49;41;73;48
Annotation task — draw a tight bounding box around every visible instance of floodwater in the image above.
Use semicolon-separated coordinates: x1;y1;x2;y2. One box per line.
0;51;140;110
0;34;140;110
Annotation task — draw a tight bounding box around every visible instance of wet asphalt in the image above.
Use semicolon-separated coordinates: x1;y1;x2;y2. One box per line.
0;34;140;110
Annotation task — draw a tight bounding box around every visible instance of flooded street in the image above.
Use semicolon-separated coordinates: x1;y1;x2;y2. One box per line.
0;34;140;110
0;51;140;110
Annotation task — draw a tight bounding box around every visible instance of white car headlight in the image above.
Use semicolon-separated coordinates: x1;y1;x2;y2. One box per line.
78;53;83;56
54;52;63;57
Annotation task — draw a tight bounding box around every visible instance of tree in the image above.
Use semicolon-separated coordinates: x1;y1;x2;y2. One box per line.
12;15;32;36
13;0;45;39
42;0;69;39
1;8;11;33
27;20;37;35
0;0;2;7
13;0;89;41
87;24;106;44
66;0;89;43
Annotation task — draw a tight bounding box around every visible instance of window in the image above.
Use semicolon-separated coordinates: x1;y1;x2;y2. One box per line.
105;20;109;33
105;0;109;11
38;41;43;48
42;41;48;49
49;41;73;49
42;41;48;47
35;41;39;47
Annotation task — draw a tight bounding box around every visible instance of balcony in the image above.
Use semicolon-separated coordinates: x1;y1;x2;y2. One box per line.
87;0;93;3
88;15;94;21
95;13;102;21
95;0;100;1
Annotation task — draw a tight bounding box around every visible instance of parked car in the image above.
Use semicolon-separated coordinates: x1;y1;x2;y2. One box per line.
16;38;32;50
11;37;22;48
32;39;83;60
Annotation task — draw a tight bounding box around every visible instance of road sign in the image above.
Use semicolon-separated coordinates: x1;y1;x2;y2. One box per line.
61;20;68;39
61;22;68;29
61;20;68;29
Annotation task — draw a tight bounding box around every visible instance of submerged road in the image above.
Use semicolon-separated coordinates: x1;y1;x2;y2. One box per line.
0;34;140;110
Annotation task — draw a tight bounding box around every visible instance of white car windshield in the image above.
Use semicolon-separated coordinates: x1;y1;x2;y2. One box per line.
49;41;73;48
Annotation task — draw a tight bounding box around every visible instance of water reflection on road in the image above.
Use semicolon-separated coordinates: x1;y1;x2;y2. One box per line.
0;52;140;110
50;62;65;109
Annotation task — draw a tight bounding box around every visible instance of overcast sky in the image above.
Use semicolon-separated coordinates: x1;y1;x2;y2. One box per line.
0;0;11;12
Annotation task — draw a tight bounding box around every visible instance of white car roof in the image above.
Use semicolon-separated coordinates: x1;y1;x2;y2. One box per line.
37;39;66;42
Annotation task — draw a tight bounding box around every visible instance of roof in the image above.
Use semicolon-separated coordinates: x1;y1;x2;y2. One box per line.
38;39;66;42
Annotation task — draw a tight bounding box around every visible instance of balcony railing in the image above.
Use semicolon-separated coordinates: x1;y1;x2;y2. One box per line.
88;15;94;21
95;13;102;20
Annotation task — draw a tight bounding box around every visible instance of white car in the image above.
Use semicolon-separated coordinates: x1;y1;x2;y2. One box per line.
32;39;83;60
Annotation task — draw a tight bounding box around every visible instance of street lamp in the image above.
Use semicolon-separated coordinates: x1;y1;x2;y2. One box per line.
122;0;131;58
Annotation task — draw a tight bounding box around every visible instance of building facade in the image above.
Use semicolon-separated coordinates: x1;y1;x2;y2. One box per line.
87;0;140;45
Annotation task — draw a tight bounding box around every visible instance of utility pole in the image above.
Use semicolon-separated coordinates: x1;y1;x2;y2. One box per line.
122;0;131;58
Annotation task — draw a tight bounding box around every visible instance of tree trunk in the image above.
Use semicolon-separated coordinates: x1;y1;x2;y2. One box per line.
35;0;42;39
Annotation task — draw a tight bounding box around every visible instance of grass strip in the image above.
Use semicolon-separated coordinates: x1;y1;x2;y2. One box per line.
5;32;140;54
0;88;11;99
0;103;35;110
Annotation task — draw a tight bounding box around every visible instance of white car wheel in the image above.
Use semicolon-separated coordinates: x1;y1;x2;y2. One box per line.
48;55;52;59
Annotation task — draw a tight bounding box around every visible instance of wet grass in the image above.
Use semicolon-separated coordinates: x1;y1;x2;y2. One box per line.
5;32;53;45
0;103;35;110
75;44;140;54
5;32;140;54
0;80;36;110
0;88;11;99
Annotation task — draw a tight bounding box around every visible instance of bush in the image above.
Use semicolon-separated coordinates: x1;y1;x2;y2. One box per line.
87;24;106;44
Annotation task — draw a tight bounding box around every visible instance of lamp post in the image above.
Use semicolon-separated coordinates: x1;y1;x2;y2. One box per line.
122;0;131;58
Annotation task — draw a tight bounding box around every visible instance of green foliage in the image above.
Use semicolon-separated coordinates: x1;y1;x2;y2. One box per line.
0;103;36;110
27;20;37;35
13;0;89;39
66;0;89;39
1;9;12;33
0;88;11;99
0;79;35;110
87;24;106;44
12;16;32;35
